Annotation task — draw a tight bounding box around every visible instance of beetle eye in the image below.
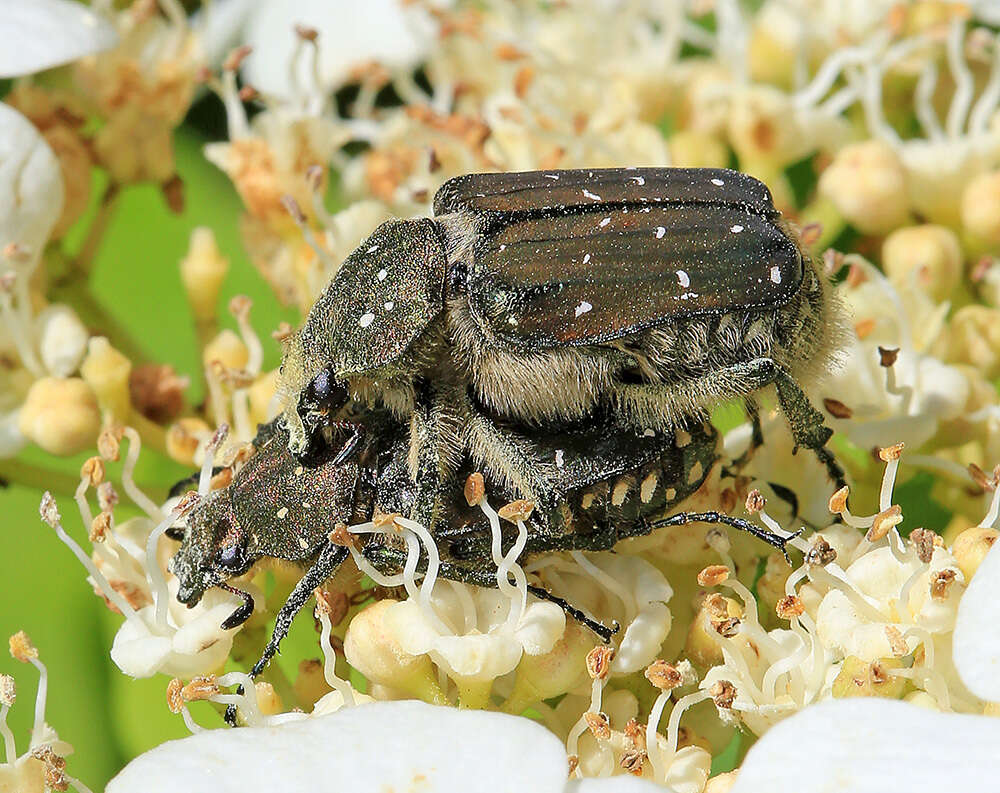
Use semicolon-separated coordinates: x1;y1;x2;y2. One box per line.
305;369;348;411
217;543;243;570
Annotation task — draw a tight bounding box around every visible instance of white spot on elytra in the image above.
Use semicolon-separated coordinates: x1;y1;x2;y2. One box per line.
377;269;388;281
583;253;591;264
575;301;593;317
384;301;394;310
555;449;565;468
676;270;690;288
277;506;289;519
359;312;375;327
711;178;724;186
770;266;782;284
507;316;518;326
599;216;611;227
545;173;560;180
629;176;645;185
367;245;379;253
731;224;744;233
499;244;507;252
582;188;602;201
655;226;666;239
643;428;655;437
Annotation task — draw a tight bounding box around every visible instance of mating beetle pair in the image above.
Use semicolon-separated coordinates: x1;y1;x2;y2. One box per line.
169;167;842;705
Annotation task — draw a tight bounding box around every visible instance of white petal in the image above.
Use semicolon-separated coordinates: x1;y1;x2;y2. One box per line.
566;777;673;792
515;601;565;655
191;0;258;69
953;539;1000;700
730;699;1000;793
107;701;571;793
0;409;27;458
241;0;436;98
36;304;88;376
612;603;671;675
0;104;64;262
0;0;117;78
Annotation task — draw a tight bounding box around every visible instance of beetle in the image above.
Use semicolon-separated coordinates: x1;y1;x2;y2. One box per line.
169;408;797;727
280;168;843;532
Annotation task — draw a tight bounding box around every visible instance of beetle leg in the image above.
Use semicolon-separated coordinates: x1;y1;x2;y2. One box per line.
330;420;365;465
225;542;349;726
644;510;801;564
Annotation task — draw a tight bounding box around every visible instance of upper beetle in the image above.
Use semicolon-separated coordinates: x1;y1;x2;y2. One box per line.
280;167;842;525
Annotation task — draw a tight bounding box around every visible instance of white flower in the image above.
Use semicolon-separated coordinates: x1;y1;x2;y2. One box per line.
0;0;117;78
953;537;1000;701
729;698;1000;793
107;700;644;793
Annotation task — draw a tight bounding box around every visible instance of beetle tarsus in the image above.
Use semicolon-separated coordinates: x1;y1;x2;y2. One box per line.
526;584;617;642
330;421;365;465
218;584;255;630
648;510;800;564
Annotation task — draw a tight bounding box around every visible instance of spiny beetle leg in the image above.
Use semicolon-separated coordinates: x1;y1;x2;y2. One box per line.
646;511;801;564
225;542;349;727
330;420;365;465
218;584;255;630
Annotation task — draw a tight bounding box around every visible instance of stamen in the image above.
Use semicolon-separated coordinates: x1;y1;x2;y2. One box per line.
0;676;15;762
147;507;182;631
945;18;974;138
198;424;228;496
219;49;251;139
216;672;262;725
969;31;1000;133
280;195;337;273
915;61;944;140
570;551;637;624
479;498;532;624
315;592;355;708
122;428;163;519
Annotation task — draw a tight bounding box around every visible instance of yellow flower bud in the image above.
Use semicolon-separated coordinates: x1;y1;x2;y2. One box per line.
961;171;1000;247
203;329;249;371
501;621;592;714
180;228;229;322
705;770;739;793
951;527;999;581
165;417;212;466
819;141;910;234
882;225;962;302
18;377;100;455
80;336;132;421
668;130;729;170
946;305;1000;379
831;656;907;700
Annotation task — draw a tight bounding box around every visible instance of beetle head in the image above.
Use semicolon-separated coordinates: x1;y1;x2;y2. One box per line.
170;493;258;614
278;218;449;458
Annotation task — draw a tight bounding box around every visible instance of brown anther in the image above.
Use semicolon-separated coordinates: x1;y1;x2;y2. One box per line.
878;442;905;462
823;398;853;419
97;426;123;461
9;630;38;662
0;674;14;707
280;194;307;225
709;680;736;709
713;617;741;638
173;490;200;516
328;522;359;549
294;24;319;41
971;256;994;283
238;84;259;102
372;509;403;531
703;593;729;621
620;749;645;775
210;467;233;491
130;363;189;424
822;248;844;276
567;755;579;776
623;718;646;750
584;711;611;740
719;487;738;513
878;346;900;367
498;499;535;523
775;595;805;620
162;174;185;214
194;65;213;84
799;222;823;246
805;537;837;566
910;527;938;564
968;463;994;491
272;322;294;343
930;569;958;600
885;625;908;657
223;45;253;72
846;262;868;287
572;112;588;134
39;492;61;528
0;270;15;293
2;243;32;264
96;481;118;512
854;318;877;339
182;675;221;702
461;472;486;507
89;511;112;543
744;489;766;514
166;678;184;713
586;646;615;681
828;485;850;514
80;457;105;487
229;295;252;321
513;65;535;98
314;588;349;625
425;145;442;174
644;659;683;690
30;745;68;792
697;565;730;587
494;42;526;60
867;504;903;542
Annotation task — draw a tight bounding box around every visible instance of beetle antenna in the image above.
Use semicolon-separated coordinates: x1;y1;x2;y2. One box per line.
525;584;617;643
646;512;801;564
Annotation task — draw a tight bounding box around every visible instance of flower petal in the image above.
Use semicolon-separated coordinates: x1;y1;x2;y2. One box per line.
730;699;1000;793
953;539;1000;700
107;701;571;793
0;0;117;78
566;777;673;792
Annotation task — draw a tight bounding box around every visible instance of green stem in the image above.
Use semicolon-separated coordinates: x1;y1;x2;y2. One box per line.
0;460;82;495
75;183;120;278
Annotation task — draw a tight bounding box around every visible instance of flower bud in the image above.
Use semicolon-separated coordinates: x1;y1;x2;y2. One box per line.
165;417;211;465
951;527;999;581
946;305;1000;379
819;141;910;234
503;621;591;713
203;330;249;371
831;656;906;700
80;336;132;421
882;225;962;302
19;377;100;455
961;171;1000;247
35;305;88;377
180;228;229;322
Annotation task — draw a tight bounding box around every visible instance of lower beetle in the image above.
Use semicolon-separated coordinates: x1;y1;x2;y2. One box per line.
280;168;843;532
169;411;796;726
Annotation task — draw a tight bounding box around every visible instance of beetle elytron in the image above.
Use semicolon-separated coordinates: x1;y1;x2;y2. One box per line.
281;168;843;531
